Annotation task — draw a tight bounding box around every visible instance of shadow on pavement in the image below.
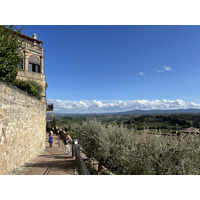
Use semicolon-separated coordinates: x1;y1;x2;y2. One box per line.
29;160;75;172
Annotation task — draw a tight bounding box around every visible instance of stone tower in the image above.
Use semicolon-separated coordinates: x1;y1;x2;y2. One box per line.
16;32;46;103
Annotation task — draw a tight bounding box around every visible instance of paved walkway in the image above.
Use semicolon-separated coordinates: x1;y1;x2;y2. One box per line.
11;133;76;175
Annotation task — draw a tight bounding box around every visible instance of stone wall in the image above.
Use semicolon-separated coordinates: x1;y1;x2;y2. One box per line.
17;70;46;103
0;81;46;175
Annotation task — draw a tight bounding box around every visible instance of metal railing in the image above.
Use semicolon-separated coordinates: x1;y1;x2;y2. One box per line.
57;136;90;175
72;139;90;175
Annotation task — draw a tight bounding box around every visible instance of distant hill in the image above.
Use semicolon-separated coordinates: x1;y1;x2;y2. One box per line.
47;108;200;117
118;108;200;115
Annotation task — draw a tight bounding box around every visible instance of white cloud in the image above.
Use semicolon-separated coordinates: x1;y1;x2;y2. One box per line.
47;98;199;113
189;102;200;107
163;66;172;71
155;66;172;73
139;72;145;76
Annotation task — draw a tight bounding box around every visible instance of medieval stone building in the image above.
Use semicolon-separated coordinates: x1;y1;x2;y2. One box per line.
16;32;46;103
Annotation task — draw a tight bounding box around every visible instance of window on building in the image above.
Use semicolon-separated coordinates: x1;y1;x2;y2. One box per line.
32;64;36;72
36;65;41;73
29;63;41;73
29;63;32;72
19;60;23;70
28;55;41;73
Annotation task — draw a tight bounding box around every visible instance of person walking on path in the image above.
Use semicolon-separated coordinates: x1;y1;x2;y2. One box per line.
49;131;53;147
49;135;53;147
64;134;71;154
49;130;53;137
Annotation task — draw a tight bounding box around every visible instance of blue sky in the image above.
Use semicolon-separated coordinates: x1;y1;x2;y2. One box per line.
19;25;200;113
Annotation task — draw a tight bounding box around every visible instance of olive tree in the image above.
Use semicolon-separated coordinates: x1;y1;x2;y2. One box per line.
78;119;200;175
78;119;111;174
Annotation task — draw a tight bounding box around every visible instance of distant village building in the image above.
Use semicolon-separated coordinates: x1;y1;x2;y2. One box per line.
15;31;46;103
182;127;200;134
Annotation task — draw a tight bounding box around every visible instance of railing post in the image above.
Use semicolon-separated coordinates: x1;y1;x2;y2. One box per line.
72;139;78;158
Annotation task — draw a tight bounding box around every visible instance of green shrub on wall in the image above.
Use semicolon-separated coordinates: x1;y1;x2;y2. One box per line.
14;79;43;100
29;80;43;96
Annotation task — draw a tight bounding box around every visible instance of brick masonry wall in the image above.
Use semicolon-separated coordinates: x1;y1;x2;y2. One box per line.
0;81;46;175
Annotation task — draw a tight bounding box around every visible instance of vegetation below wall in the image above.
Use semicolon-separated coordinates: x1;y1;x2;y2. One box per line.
14;79;43;100
77;119;200;175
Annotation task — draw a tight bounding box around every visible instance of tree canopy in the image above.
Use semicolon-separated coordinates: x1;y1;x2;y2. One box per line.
78;119;200;175
0;25;23;83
